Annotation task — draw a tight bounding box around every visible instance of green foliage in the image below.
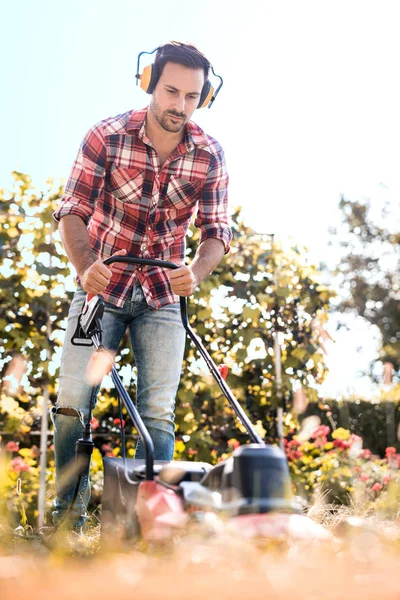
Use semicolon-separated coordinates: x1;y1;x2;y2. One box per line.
176;209;335;458
0;172;72;438
0;173;335;525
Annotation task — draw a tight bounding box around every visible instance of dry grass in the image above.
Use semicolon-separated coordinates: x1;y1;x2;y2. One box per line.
1;507;400;600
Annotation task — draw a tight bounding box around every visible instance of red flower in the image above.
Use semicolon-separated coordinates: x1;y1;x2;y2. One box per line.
288;450;303;460
90;417;100;430
371;482;383;493
101;443;113;453
113;418;126;428
385;447;397;458
187;448;198;456
10;457;30;473
333;439;350;450
5;441;19;452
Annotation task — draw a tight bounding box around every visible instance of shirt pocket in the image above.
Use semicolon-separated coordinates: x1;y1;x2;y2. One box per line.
109;167;144;204
165;176;202;211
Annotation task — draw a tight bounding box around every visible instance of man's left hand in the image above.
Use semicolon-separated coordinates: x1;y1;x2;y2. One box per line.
168;265;198;297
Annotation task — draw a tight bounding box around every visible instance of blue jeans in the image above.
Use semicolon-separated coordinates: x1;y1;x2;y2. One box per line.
51;281;185;528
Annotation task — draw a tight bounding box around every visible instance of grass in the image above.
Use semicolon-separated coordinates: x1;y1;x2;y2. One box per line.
1;502;400;600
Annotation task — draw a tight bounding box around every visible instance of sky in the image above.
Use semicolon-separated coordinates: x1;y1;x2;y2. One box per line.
1;0;399;398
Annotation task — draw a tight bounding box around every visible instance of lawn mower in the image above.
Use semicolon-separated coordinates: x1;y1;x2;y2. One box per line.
72;255;328;543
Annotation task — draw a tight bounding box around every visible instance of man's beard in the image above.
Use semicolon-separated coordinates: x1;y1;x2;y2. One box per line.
150;97;188;133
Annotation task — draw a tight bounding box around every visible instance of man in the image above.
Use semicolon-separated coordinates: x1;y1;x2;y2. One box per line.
51;41;232;529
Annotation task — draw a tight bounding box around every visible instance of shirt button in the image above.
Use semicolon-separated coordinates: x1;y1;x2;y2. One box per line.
141;244;147;251
147;226;151;231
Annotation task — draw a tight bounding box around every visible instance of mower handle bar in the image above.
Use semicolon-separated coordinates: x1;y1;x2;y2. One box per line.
103;255;264;447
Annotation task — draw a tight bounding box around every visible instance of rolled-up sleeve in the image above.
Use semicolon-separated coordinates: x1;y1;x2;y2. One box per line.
194;149;232;254
53;123;106;224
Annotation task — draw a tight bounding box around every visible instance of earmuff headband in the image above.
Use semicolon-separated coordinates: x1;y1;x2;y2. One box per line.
135;46;223;109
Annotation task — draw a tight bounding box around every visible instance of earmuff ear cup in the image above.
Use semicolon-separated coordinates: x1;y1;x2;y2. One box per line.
140;63;161;94
198;80;214;109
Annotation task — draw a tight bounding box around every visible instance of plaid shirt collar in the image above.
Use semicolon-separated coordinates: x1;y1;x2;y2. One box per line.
126;107;212;153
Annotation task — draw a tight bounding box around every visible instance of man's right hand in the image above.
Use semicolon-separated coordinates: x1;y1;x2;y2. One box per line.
80;249;127;295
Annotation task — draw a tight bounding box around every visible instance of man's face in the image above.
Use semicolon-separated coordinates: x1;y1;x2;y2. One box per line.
150;62;205;134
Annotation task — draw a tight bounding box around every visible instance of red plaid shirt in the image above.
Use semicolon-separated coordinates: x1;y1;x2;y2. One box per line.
54;107;232;309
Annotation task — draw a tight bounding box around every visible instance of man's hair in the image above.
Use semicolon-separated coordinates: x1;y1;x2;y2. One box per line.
154;41;210;82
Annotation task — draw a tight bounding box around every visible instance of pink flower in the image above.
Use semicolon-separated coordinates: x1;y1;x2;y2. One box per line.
360;449;372;460
313;436;328;448
188;448;198;456
5;441;19;452
113;418;126;428
10;457;30;473
311;425;330;439
360;474;369;482
349;434;363;446
371;482;383;493
287;439;301;449
382;475;390;485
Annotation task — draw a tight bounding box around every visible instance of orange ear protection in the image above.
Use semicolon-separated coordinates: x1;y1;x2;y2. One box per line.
136;45;223;109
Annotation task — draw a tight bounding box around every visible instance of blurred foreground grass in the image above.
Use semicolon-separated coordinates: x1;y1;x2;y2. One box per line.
1;507;400;600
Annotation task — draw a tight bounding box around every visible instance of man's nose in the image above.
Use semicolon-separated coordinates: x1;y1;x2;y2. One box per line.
173;95;186;113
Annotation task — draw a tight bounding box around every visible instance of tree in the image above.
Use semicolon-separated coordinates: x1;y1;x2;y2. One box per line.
330;195;400;380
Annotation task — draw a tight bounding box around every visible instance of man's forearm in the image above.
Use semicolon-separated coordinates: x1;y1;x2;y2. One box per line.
190;238;225;285
58;215;96;277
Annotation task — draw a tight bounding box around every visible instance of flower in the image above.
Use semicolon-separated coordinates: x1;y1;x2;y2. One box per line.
287;439;301;449
311;425;330;439
5;441;19;452
288;450;303;460
331;428;351;441
90;417;100;430
360;449;372;460
333;439;351;450
10;456;30;473
228;438;240;450
113;418;126;428
385;446;397;458
371;482;383;493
